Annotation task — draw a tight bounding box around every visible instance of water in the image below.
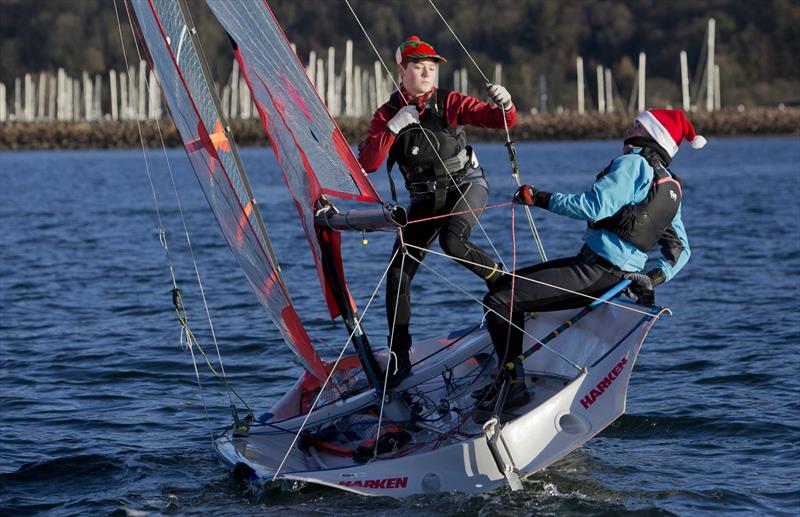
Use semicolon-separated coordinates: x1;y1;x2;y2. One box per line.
1;138;798;516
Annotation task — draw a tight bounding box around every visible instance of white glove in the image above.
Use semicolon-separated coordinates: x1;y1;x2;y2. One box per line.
386;105;420;135
487;83;512;111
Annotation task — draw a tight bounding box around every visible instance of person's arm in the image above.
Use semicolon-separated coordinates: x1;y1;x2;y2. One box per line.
651;207;690;283
357;105;396;173
546;154;651;221
445;90;516;129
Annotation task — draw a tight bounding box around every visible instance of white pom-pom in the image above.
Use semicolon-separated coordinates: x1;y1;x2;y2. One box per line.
691;135;707;149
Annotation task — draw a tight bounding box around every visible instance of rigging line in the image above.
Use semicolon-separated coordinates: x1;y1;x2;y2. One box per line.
400;249;584;373
343;0;507;272
406;201;512;225
272;248;399;482
402;241;656;317
121;0;240;412
373;251;407;460
427;0;548;263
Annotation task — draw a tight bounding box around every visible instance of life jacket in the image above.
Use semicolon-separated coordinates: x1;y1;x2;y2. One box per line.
385;88;470;209
588;147;683;252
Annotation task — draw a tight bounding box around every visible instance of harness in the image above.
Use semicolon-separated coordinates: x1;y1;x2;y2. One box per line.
588;147;683;252
385;88;471;211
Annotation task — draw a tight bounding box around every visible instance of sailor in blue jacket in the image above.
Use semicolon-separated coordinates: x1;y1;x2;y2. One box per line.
479;109;705;409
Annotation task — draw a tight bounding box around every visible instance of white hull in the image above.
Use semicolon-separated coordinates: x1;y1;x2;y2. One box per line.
214;302;665;497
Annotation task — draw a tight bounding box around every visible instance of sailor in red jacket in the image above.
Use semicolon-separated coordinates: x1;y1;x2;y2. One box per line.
358;35;517;386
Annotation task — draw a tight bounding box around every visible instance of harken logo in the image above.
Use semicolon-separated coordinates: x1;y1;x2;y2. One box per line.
670;189;678;201
411;146;420;155
580;356;628;410
339;476;408;489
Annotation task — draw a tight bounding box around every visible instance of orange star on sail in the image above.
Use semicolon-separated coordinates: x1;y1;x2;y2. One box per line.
185;118;230;173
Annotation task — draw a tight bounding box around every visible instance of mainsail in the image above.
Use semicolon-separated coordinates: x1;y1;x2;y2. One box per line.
205;0;384;320
130;0;328;380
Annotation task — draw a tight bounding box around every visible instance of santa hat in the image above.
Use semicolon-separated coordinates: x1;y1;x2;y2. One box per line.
635;109;707;157
395;36;447;65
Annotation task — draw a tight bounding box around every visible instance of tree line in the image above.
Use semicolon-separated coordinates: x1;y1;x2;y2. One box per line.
1;0;798;111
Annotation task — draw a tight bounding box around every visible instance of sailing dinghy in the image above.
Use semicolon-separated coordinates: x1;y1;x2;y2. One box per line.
129;0;667;497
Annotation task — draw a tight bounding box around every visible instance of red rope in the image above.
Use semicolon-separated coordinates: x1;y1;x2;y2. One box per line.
504;202;517;370
405;201;513;225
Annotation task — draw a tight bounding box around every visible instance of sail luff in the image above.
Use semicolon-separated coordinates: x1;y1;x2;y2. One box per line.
132;0;328;381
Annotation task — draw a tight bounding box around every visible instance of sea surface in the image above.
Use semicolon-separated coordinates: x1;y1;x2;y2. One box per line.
1;137;798;516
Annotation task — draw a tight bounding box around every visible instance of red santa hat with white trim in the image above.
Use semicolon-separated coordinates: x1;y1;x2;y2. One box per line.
635;109;707;157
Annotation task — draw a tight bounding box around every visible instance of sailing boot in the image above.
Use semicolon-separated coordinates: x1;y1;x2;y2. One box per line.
385;330;413;389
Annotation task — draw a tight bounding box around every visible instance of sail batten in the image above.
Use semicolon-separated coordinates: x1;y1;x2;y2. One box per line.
131;0;328;381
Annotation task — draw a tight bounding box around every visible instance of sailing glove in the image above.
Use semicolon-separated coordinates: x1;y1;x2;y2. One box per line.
386;105;420;135
487;83;513;111
513;185;551;208
622;269;665;305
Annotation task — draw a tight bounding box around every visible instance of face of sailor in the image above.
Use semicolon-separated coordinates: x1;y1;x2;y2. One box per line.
623;121;649;153
399;59;438;96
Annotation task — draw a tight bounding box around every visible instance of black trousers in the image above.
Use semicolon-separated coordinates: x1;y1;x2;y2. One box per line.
482;251;621;368
387;180;496;349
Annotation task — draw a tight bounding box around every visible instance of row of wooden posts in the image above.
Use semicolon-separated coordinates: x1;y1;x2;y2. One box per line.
0;19;720;122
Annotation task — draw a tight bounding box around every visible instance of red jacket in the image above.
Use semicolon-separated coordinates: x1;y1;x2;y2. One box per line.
358;88;517;173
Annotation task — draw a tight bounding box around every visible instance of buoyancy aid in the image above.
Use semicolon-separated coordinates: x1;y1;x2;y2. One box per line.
385;88;470;209
588;146;683;252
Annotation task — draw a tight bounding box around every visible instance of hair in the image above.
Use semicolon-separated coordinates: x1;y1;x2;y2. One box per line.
400;56;440;67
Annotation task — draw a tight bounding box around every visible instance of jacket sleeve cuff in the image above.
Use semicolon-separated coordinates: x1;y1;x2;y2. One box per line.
534;190;552;209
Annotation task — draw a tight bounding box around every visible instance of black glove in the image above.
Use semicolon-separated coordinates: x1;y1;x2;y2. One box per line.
622;269;665;305
513;185;551;208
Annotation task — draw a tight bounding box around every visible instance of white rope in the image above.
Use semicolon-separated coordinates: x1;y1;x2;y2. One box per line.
401;249;584;372
402;241;656;317
372;251;407;460
343;0;508;272
427;0;548;263
120;0;242;412
272;248;398;481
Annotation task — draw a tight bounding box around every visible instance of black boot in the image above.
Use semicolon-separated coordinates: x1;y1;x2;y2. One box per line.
385;329;412;389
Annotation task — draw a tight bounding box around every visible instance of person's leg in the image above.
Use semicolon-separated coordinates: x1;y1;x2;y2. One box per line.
438;182;500;284
483;255;620;370
385;198;443;384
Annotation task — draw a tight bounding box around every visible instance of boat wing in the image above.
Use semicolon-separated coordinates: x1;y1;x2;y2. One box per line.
205;0;383;319
130;0;328;381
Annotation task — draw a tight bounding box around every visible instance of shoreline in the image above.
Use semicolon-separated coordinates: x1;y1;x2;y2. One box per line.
1;108;797;151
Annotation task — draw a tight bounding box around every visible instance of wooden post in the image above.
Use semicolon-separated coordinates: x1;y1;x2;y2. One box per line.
453;68;460;92
138;61;146;120
596;65;605;113
576;56;585;114
494;63;502;85
326;46;335;114
48;74;56;120
680;50;690;111
73;78;81;121
317;58;326;103
230;58;240;119
240;79;251;119
110;70;119;121
0;82;6;122
221;85;230;118
353;64;362;117
714;64;721;111
37;73;47;120
119;71;128;120
638;52;646;112
147;68;158;119
373;61;382;110
14;77;21;120
604;68;613;113
539;73;548;113
460;68;468;95
57;68;66;120
345;39;353;116
94;74;102;120
83;71;93;120
706;18;715;112
128;65;137;119
308;50;316;84
24;73;34;121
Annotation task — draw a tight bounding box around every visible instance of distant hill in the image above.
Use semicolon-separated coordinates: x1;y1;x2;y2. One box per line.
1;0;798;109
